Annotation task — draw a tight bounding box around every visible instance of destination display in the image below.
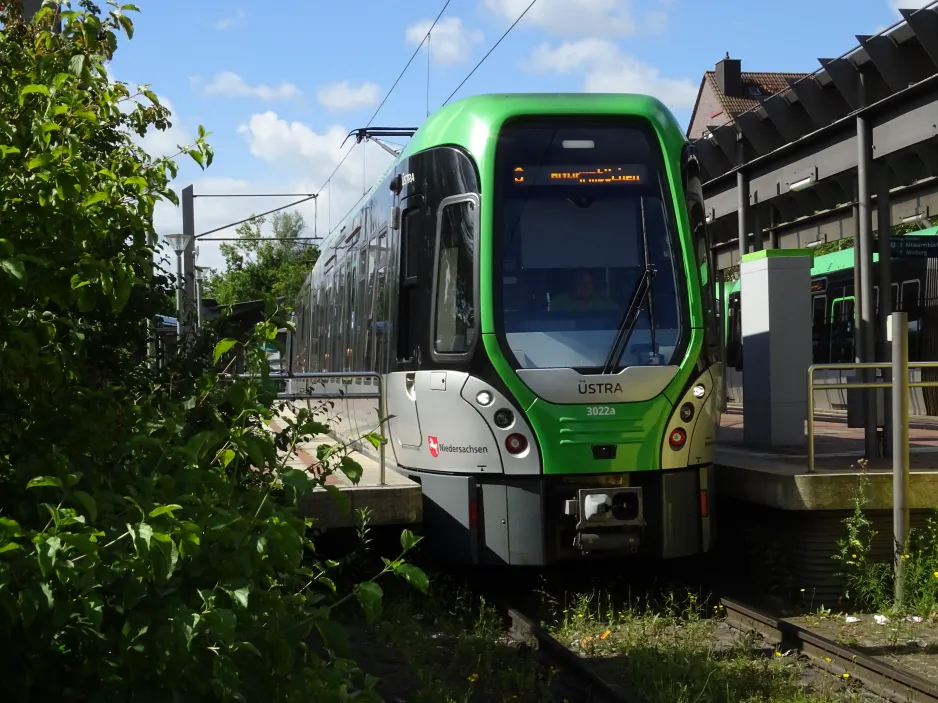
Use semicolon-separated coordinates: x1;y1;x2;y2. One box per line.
891;235;938;259
511;164;647;186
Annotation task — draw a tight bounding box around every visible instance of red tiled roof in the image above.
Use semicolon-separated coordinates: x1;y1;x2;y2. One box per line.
705;70;811;119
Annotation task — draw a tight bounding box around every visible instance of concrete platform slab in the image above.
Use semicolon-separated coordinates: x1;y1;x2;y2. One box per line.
268;413;422;529
716;409;938;510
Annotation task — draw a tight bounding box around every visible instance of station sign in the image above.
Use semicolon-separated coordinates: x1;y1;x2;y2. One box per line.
890;236;938;258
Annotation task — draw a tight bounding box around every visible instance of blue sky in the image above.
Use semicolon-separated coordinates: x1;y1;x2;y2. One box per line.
107;0;923;272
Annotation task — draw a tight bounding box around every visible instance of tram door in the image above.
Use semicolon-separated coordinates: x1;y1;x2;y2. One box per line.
386;194;426;450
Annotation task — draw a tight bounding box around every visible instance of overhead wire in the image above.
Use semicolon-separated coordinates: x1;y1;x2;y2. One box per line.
442;0;538;107
365;0;453;128
195;0;453;242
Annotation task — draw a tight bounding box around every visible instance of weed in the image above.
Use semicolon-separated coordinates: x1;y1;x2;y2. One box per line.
550;589;866;702
833;468;938;617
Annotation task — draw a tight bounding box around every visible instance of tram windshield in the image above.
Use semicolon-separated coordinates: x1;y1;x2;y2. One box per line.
494;119;686;372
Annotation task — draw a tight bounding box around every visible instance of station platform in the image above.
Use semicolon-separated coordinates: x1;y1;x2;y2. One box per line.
267;413;422;529
715;408;938;510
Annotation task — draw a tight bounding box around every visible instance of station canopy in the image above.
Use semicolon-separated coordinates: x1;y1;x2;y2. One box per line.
694;4;938;269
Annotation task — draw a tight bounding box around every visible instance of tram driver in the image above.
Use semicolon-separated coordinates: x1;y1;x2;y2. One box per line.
549;268;618;312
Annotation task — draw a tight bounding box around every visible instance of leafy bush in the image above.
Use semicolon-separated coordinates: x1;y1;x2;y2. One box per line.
0;3;425;701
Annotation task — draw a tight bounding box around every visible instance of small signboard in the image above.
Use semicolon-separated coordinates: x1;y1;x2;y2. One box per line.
891;236;938;258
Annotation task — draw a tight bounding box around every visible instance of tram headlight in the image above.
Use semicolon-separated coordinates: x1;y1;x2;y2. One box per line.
494;409;514;429
476;390;493;406
692;384;706;399
680;402;695;422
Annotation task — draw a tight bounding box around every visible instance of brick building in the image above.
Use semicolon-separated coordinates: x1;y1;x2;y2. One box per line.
686;54;809;140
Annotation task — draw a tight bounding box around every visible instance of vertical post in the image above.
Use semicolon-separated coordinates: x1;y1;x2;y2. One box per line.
751;194;763;252
878;164;894;456
892;312;910;607
147;317;157;370
807;366;816;473
719;275;727;411
182;185;196;342
175;251;184;338
378;373;387;487
737;140;749;266
857;77;878;459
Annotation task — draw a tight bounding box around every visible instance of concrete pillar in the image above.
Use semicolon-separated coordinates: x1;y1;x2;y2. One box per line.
741;249;814;447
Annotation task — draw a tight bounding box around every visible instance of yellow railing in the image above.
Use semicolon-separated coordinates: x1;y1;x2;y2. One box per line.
807;361;938;473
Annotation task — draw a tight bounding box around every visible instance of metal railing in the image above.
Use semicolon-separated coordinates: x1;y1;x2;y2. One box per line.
807;361;938;473
806;312;936;606
225;370;388;486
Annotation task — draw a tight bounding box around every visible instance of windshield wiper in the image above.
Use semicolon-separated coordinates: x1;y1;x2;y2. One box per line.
601;264;657;374
601;195;659;375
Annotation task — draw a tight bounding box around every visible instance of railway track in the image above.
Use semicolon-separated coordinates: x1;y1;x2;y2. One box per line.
722;597;938;703
502;605;641;703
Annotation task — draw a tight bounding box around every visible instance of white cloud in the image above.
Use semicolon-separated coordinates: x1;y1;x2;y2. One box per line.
405;16;483;65
888;0;930;15
524;39;698;111
200;71;302;102
137;95;192;160
316;81;381;111
214;10;245;30
236;111;397;243
485;0;636;37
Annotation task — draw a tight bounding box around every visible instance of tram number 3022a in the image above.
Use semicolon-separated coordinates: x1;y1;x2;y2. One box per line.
586;406;616;416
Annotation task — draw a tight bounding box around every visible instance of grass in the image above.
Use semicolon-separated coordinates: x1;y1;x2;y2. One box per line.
547;590;870;703
353;576;875;702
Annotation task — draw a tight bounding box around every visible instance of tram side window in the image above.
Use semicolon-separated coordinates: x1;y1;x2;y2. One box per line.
812;295;829;364
725;292;742;370
346;256;357;371
374;267;388;373
433;199;477;355
830;298;855;363
308;288;318;372
901;279;922;360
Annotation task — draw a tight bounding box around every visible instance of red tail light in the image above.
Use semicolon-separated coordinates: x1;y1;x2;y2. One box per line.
700;489;709;518
505;433;528;455
669;428;687;449
469;499;478;527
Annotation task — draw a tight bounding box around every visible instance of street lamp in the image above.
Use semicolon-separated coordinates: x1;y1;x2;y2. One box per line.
164;233;192;338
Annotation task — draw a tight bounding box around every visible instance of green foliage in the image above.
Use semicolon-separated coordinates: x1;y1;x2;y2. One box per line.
834;471;938;616
203;211;320;306
0;3;427;701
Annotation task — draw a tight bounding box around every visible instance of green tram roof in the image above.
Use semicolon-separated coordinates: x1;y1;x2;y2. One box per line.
723;225;938;295
316;93;684;255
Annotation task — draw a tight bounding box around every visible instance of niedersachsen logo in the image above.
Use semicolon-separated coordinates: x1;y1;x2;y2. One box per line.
427;436;489;458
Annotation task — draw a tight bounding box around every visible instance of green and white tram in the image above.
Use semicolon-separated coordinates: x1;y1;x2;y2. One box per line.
290;93;723;565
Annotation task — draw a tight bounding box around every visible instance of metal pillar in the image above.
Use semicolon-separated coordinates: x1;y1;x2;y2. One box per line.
877;164;894;457
768;207;779;250
719;276;728;411
182;185;196;343
857;79;879;459
737;140;749;264
174;249;185;338
891;312;910;607
751;197;764;252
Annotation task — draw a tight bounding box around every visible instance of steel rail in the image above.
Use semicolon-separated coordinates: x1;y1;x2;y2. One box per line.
722;597;938;702
504;606;640;703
